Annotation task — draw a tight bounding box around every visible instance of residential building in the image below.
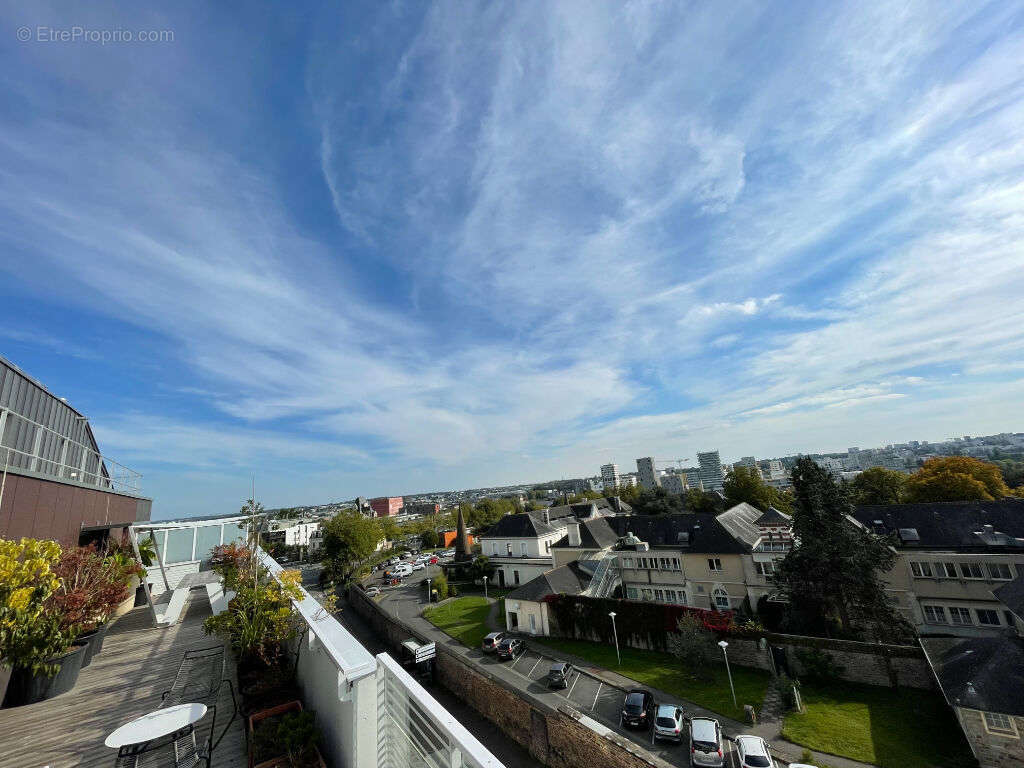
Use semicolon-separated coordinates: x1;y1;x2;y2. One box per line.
0;356;151;548
852;499;1024;637
696;450;725;492
620;474;638;488
715;503;793;606
922;576;1024;767
661;472;686;495
736;456;757;469
264;518;322;549
402;501;440;516
600;463;620;490
370;496;404;517
636;457;660;490
504;562;593;635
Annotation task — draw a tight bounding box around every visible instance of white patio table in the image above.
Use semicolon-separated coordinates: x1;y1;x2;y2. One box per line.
104;702;208;749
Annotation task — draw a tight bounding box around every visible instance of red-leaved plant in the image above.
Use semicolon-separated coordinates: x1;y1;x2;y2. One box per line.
47;545;135;632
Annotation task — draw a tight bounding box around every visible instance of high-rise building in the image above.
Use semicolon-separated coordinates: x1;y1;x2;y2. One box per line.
636;457;660;490
696;450;725;492
600;463;620;490
737;456;757;468
661;473;685;495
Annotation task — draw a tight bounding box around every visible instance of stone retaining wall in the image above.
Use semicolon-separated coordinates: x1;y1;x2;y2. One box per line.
347;587;676;768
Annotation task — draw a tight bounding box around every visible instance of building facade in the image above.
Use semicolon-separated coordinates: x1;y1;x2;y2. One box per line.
636;457;660;490
370;496;404;517
0;356;151;547
696;450;725;492
600;463;620;490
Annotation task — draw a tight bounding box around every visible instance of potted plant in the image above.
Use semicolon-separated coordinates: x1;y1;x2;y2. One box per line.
48;545;136;667
203;545;305;714
1;538;85;707
249;701;327;768
105;540;146;618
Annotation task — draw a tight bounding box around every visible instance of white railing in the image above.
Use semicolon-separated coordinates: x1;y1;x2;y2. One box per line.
0;406;142;494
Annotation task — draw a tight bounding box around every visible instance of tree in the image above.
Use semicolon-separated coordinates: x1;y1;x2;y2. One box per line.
630;487;687;515
683;488;725;515
723;465;793;513
468;555;495;582
903;457;1011;503
773;458;908;641
666;615;716;676
420;529;439;549
993;459;1024;489
322;512;381;583
849;466;906;505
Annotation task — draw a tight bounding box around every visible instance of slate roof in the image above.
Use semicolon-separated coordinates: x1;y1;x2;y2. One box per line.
993;574;1024;621
481;512;558;539
852;499;1024;550
606;514;749;554
506;562;592;602
550;516;621;550
754;506;791;527
921;635;1024;716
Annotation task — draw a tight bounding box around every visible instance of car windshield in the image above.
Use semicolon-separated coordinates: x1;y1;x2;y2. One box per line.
655;717;676;727
693;740;717;752
624;693;644;710
744;756;770;767
550;666;565;675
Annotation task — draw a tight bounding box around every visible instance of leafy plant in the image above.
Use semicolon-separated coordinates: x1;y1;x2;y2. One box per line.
48;545;135;632
254;710;320;767
666;614;716;677
0;538;76;676
796;647;846;681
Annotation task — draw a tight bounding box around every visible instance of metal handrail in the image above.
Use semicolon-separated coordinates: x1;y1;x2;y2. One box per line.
0;406;141;494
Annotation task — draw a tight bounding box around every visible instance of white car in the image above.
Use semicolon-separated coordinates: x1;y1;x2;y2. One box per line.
365;586;381;597
735;735;774;768
412;562;426;570
653;704;685;742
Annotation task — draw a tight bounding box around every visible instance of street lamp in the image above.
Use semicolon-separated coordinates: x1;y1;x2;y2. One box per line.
483;575;488;600
424;577;431;603
719;640;737;708
609;611;621;666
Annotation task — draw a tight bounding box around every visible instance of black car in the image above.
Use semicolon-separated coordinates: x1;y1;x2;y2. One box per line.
548;662;573;688
621;689;655;729
495;637;525;660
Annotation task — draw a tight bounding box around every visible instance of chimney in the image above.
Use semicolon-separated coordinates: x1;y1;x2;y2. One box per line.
611;496;622;513
567;522;581;547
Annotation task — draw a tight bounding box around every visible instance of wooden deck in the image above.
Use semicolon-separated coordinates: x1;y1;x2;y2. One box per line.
0;594;247;768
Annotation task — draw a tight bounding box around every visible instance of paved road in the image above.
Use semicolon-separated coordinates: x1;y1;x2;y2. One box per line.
308;576;541;768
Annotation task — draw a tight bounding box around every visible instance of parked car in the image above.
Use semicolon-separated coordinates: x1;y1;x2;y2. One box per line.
689;717;725;767
386;577;402;586
496;637;525;660
735;736;774;768
621;689;655;729
428;556;439;564
365;586;382;597
547;662;573;689
654;704;685;742
412;562;425;570
482;632;506;653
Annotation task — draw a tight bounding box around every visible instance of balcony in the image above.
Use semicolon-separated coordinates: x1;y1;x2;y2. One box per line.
0;518;505;768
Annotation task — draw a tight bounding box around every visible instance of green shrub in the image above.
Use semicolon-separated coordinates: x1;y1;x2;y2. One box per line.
796;647;845;681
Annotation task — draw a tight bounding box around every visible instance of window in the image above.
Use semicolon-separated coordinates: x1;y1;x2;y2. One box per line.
513;570;520;585
949;607;973;625
520;542;527;556
755;561;776;576
923;605;947;624
506;543;513;556
660;557;671;570
712;587;730;610
671;557;680;570
960;562;985;579
622;556;635;568
708;558;723;572
933;562;957;578
976;609;1000;626
910;561;932;578
653;589;665;601
626;586;640;599
545;540;551;554
677;591;687;606
988;562;1013;580
983;712;1018;737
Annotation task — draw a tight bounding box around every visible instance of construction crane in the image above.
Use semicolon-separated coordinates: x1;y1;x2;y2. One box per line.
654;458;691;470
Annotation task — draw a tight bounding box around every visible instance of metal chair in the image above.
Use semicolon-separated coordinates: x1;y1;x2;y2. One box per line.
113;726;209;767
160;644;237;756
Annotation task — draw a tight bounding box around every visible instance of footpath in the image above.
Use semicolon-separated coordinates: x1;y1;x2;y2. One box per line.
380;587;878;768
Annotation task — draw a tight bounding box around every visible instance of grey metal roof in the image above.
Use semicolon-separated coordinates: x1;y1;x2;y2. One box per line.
481;512;558;539
716;503;766;549
852;499;1024;550
754;506;792;527
922;635;1024;716
605;514;749;554
551;516;620;550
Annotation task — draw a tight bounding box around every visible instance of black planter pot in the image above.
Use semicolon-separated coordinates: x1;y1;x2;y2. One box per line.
92;622;110;657
0;665;11;708
76;625;108;668
134;583;152;607
2;644;86;708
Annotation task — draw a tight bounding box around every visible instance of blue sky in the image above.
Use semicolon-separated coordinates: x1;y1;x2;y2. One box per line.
2;2;1023;518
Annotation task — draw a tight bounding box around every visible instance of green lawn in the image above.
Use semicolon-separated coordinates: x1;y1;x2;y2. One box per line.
423;596;494;648
782;681;975;768
540;637;770;721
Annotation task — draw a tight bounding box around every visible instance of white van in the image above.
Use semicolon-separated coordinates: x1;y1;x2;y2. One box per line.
393;563;413;577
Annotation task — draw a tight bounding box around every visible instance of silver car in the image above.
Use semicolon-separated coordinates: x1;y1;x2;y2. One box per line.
689;717;724;767
654;704;685;742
